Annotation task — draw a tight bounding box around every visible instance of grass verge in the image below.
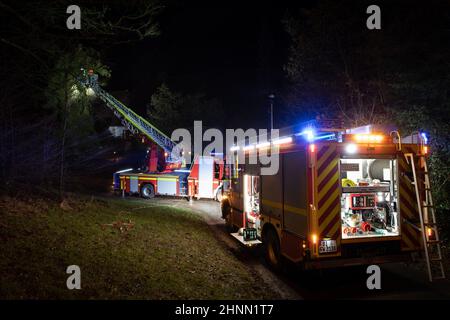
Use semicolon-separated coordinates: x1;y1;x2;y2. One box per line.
0;195;279;299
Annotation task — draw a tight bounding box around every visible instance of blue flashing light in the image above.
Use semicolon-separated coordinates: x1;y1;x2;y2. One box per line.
314;133;336;141
420;132;428;144
296;129;336;142
296;129;315;141
305;130;315;141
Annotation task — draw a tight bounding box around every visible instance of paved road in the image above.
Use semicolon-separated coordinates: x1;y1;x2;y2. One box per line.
127;196;450;300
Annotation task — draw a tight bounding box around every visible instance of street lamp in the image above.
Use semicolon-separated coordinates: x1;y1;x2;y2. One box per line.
268;94;275;133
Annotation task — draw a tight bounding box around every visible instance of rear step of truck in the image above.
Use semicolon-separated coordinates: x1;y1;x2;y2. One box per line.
230;232;262;247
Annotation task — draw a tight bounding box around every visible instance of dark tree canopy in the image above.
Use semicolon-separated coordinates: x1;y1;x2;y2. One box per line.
0;0;163;195
148;83;225;134
283;0;450;127
283;0;450;231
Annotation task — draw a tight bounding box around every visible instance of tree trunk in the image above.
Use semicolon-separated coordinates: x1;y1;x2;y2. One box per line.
59;72;69;199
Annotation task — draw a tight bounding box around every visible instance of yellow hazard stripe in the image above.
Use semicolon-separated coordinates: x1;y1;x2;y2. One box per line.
316;145;341;243
262;199;282;209
397;151;422;250
261;199;307;217
318;187;340;215
401;231;416;249
321;220;340;237
318;170;339;200
284;204;307;216
317;157;338;186
319;206;340;232
316;146;336;169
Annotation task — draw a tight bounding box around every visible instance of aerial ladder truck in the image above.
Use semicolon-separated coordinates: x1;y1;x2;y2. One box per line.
79;69;225;200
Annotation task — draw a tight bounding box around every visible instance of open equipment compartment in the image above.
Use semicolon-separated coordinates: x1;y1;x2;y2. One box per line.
243;174;260;233
340;157;400;239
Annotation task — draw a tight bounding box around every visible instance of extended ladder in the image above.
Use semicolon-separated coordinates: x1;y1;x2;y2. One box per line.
78;72;182;163
405;152;445;282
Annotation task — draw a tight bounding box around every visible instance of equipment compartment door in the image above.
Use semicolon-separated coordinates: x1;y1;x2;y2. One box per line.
243;175;260;233
130;176;139;193
282;151;308;237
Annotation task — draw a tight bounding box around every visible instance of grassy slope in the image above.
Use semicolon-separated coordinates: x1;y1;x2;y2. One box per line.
0;196;278;299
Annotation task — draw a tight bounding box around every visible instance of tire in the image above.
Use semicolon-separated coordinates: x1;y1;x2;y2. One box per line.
264;228;282;272
222;201;237;232
140;183;155;199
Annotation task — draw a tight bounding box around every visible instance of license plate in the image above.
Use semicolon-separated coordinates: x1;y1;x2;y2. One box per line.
319;239;337;253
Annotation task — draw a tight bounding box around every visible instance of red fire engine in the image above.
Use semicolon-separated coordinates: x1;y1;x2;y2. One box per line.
221;122;445;282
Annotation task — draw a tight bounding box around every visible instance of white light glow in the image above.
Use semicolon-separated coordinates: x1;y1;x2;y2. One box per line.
296;129;316;141
345;143;357;154
303;130;314;141
243;145;255;151
230;145;240;151
273;137;292;145
70;85;80;99
116;168;133;173
421;132;428;144
86;87;96;96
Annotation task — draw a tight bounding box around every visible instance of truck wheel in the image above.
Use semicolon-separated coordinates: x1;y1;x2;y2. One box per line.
264;228;282;272
140;184;155;199
222;201;237;232
225;213;237;232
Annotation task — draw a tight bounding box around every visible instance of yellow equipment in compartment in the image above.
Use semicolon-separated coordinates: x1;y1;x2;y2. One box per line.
341;178;356;187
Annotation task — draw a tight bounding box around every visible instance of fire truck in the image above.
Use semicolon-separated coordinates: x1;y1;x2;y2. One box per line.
79;70;225;200
221;121;445;281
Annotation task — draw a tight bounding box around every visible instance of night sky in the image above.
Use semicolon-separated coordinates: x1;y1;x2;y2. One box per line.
105;0;297;130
